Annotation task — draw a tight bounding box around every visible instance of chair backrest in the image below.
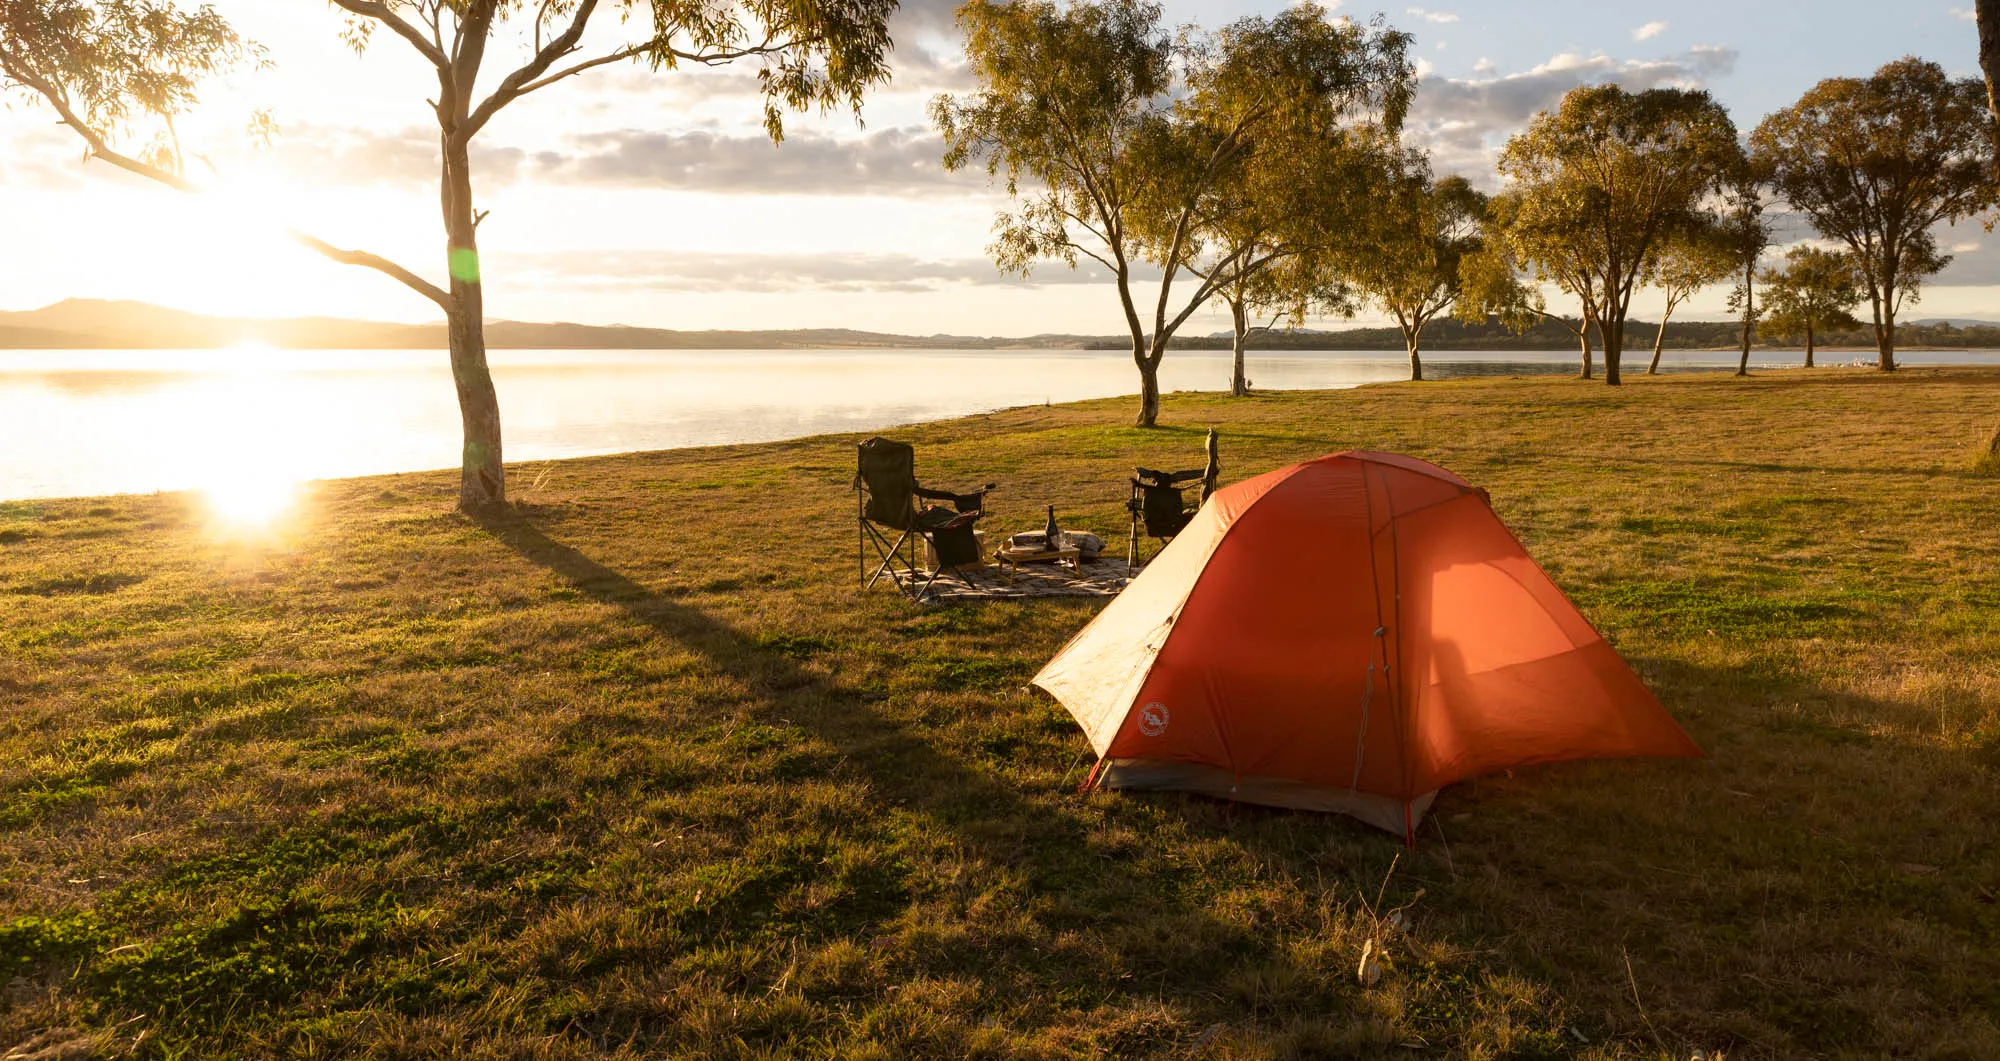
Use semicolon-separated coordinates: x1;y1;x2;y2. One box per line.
1200;428;1221;503
856;437;918;530
1137;481;1191;539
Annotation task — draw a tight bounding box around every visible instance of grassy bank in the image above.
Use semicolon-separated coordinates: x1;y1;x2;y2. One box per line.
3;368;1997;1059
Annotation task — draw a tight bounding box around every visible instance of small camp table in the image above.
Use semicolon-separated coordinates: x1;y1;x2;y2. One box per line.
995;543;1083;581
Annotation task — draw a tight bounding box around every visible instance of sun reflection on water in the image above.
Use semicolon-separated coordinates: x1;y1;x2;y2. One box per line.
191;344;306;534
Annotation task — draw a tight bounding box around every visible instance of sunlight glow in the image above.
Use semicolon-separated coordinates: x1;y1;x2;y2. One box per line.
189;357;308;534
203;474;297;528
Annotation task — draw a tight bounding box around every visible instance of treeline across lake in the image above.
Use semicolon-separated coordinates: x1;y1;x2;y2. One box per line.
1138;318;2000;353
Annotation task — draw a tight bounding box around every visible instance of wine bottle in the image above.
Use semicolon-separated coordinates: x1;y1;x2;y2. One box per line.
1044;504;1060;550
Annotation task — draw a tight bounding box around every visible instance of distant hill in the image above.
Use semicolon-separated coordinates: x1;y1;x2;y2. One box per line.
0;300;1108;351
5;298;2000;352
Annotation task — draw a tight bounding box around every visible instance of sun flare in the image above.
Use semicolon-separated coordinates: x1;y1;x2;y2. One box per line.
203;474;297;528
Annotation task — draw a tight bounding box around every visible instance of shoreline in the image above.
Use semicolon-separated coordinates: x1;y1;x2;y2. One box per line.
4;363;1995;508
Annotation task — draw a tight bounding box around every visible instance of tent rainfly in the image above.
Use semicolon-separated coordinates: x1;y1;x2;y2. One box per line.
1032;451;1703;843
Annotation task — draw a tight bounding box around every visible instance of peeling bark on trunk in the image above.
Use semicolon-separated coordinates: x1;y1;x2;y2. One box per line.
1229;299;1250;397
1648;304;1675;374
1578;317;1594;380
442;139;504;509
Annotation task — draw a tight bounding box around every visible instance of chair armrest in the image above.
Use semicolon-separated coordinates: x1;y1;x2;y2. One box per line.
915;482;997;508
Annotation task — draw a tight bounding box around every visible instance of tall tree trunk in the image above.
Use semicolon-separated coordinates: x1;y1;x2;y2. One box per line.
1979;0;2000;127
1603;317;1623;386
1403;317;1423;382
1736;259;1755;377
1648;300;1676;374
1229;298;1250;397
1804;320;1815;368
1877;313;1897;372
1135;341;1161;427
1578;314;1595;380
442;139;504;508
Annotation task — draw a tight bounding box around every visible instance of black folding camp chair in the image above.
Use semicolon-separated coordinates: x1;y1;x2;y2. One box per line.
855;437;996;599
1127;428;1221;569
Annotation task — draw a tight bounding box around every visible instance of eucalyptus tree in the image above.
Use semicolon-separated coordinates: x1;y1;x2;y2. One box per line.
0;0;251;185
1751;58;1998;373
1339;163;1489;382
1498;84;1742;386
1481;187;1604;379
1197;128;1387;396
934;0;1411;426
1762;246;1863;368
11;0;897;510
1643;221;1734;374
1719;173;1772;377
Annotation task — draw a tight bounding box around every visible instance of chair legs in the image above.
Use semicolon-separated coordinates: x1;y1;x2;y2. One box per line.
859;491;926;598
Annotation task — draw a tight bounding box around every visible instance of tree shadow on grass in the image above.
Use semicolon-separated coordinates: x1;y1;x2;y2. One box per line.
473;505;1426;1052
474;504;2000;1057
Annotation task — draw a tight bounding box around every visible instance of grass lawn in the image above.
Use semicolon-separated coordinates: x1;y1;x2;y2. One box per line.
2;367;1997;1059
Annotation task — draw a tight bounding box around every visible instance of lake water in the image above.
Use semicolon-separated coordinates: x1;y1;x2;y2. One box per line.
3;346;1994;503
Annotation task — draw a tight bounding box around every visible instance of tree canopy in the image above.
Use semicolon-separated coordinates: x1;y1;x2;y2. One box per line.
0;0;252;185
1338;162;1490;381
1497;84;1742;386
934;0;1410;426
1751;57;1998;372
1641;219;1735;374
1761;246;1863;368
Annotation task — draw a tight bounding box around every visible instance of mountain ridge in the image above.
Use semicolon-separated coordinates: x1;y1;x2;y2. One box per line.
7;298;2000;352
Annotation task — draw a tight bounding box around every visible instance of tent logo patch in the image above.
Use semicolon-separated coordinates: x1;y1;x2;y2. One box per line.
1139;702;1170;737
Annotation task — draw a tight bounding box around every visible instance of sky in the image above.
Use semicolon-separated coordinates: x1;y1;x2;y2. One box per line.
0;0;1991;336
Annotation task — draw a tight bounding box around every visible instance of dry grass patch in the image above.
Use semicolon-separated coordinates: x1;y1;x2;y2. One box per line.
1;367;1997;1058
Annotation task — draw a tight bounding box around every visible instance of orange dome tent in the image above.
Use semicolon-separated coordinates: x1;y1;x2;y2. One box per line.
1033;451;1702;842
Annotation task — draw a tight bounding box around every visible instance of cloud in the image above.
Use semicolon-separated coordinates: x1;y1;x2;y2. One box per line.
490;249;1156;294
1404;45;1740;184
1950;7;1976;21
531;126;980;195
267;123;527;187
1404;6;1460;23
1632;20;1669;41
0;125;93;189
265;123;982;197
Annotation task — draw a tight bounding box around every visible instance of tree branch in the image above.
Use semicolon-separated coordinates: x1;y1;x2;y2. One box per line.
462;0;601;138
327;0;451;69
5;38;452;315
287;230;453;311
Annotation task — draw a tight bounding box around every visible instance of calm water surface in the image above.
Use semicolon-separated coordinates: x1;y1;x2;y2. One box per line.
3;346;1994;502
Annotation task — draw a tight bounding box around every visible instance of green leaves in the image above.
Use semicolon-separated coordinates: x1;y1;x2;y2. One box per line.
1762;246;1865;340
934;1;1411;347
1492;83;1743;379
1751;57;1998;359
0;0;253;175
